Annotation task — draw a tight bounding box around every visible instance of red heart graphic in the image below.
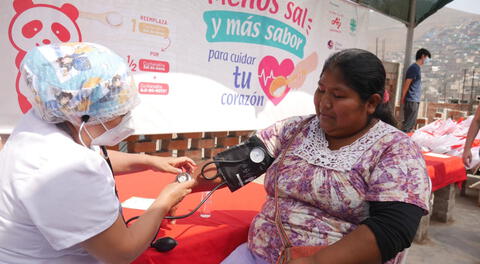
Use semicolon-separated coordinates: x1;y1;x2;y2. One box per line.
258;56;294;105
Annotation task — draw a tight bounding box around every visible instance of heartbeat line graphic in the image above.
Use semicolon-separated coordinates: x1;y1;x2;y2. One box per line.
258;69;276;86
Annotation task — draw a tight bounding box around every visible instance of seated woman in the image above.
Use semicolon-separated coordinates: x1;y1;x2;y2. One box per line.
194;49;431;264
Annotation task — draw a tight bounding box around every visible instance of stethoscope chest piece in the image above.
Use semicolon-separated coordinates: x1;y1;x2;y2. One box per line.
176;172;192;183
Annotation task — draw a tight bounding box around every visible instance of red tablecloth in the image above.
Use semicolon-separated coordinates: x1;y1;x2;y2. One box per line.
423;153;467;191
115;170;266;264
116;154;466;263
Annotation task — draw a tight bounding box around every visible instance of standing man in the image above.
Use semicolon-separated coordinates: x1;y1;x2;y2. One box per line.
401;48;431;132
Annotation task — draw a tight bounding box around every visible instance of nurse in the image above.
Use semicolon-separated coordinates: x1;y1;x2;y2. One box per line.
0;42;195;263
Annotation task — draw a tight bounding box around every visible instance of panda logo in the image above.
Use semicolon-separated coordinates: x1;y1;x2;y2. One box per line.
8;0;82;113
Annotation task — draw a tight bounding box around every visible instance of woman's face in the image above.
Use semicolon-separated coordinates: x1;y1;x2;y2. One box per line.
314;69;377;138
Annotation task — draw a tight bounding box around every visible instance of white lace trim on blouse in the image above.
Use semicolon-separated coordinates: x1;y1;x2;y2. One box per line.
292;118;398;172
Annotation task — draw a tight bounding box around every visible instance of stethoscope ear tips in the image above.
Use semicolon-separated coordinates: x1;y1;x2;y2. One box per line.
152;236;178;252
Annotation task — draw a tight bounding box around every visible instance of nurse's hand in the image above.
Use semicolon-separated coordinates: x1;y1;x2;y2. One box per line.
149;156;196;174
156;179;195;210
165;205;179;224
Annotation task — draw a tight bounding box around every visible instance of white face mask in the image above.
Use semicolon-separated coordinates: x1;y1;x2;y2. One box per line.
424;57;431;65
81;112;135;147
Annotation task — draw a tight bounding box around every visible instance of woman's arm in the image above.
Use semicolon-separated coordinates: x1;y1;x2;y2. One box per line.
81;180;194;264
290;201;424;264
107;150;196;175
190;160;227;193
289;225;381;264
463;107;480;166
188;134;275;193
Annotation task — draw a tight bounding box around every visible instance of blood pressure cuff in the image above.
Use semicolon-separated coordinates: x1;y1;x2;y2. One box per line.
361;201;425;263
214;136;274;192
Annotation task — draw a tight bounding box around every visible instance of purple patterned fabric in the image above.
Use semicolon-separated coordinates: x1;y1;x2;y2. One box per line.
222;243;269;264
247;115;431;264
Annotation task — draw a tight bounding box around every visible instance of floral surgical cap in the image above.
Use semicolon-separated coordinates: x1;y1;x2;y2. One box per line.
20;42;139;125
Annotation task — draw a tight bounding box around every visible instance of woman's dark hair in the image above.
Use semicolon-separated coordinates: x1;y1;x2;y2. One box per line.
320;48;397;127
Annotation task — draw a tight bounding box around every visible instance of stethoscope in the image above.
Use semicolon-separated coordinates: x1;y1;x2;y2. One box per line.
123;171;226;252
78;115;226;252
125;172;226;222
102;145;264;252
102;147;227;252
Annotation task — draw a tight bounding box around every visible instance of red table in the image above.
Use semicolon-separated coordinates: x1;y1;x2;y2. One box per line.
115;170;266;264
117;154;466;264
422;153;467;191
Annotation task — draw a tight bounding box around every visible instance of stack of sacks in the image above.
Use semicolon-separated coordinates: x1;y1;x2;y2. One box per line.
411;116;480;169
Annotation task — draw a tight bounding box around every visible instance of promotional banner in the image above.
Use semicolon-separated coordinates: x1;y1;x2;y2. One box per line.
0;0;368;134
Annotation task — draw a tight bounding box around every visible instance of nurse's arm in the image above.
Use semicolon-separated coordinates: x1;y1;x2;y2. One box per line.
81;180;194;264
107;149;196;175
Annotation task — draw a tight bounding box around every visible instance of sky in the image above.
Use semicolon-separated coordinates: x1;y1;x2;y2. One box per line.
446;0;480;15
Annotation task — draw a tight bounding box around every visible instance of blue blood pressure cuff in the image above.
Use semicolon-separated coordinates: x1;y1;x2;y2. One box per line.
214;136;274;192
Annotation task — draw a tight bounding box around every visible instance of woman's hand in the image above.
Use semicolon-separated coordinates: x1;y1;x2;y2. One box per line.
190;161;225;192
462;149;472;167
155;180;195;210
148;156;196;174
